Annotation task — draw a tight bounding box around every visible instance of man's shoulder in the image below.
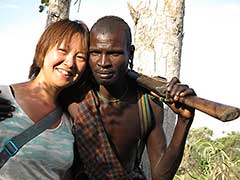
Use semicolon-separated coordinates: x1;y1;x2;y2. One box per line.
135;85;163;107
80;87;99;108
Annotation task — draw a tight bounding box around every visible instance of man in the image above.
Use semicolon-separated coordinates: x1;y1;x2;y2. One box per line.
65;16;196;180
0;16;196;180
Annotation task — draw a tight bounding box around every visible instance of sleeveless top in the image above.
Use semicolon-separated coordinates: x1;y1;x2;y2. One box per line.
0;85;74;180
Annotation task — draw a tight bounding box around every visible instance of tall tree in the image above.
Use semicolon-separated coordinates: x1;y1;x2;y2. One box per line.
128;0;185;178
46;0;71;26
39;0;72;26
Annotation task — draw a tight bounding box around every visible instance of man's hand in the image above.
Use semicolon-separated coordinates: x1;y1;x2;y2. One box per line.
165;77;196;119
0;90;15;121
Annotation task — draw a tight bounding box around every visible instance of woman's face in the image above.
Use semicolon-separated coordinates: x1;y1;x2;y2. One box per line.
39;33;88;89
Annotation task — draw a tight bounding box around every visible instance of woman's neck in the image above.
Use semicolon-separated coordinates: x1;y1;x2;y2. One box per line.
13;79;60;107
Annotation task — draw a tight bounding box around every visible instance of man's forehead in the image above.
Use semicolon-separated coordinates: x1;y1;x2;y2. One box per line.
91;29;125;41
89;33;127;51
96;32;115;41
91;24;125;34
91;30;112;36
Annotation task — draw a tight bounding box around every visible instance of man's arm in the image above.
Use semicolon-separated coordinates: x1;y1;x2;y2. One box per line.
0;90;15;120
146;77;195;180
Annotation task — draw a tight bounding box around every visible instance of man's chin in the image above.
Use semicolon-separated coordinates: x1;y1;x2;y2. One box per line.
97;79;113;86
94;76;115;86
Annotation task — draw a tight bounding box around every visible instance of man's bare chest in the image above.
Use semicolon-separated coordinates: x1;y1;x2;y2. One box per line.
99;102;141;143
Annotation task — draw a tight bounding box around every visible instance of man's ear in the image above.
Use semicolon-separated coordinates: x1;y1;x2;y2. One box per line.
128;45;135;70
129;45;135;60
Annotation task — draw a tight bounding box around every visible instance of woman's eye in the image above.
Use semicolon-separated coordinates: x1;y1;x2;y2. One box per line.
58;49;67;53
76;56;86;61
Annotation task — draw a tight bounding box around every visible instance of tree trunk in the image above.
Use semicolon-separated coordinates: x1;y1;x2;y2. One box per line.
46;0;71;27
128;0;185;179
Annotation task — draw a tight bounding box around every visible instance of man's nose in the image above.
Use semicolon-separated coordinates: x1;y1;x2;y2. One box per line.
98;54;111;67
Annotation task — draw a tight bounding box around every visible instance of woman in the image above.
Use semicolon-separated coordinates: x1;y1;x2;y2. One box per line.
0;19;89;179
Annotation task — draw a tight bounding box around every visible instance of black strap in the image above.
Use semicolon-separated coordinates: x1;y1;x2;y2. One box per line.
0;107;63;168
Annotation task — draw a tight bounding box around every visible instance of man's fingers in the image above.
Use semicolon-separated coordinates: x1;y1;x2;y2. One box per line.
0;112;13;120
179;88;196;97
167;77;180;91
0;117;6;121
0;104;15;112
0;97;11;105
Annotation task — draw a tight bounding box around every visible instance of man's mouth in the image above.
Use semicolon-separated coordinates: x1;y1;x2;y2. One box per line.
96;71;113;79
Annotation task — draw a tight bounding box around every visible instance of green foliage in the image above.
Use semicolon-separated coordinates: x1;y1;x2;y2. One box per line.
174;127;240;180
39;0;49;12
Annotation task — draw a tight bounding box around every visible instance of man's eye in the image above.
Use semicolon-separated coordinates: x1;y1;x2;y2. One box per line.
90;52;100;56
109;51;123;57
110;53;121;57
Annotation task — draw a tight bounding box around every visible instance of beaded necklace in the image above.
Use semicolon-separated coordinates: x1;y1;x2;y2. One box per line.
96;85;129;103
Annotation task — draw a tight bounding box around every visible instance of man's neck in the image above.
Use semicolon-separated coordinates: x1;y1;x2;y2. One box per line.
98;82;129;101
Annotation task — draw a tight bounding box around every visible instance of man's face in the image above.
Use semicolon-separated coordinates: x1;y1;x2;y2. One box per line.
89;28;130;86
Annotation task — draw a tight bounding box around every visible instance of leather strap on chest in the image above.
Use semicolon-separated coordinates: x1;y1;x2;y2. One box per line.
137;90;152;140
135;91;153;167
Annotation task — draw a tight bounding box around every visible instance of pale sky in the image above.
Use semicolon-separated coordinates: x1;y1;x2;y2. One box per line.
0;0;239;137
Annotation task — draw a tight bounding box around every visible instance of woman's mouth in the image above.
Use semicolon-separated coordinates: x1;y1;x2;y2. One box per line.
57;68;74;78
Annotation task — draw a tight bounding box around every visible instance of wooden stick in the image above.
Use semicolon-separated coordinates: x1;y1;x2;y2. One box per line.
128;70;240;122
